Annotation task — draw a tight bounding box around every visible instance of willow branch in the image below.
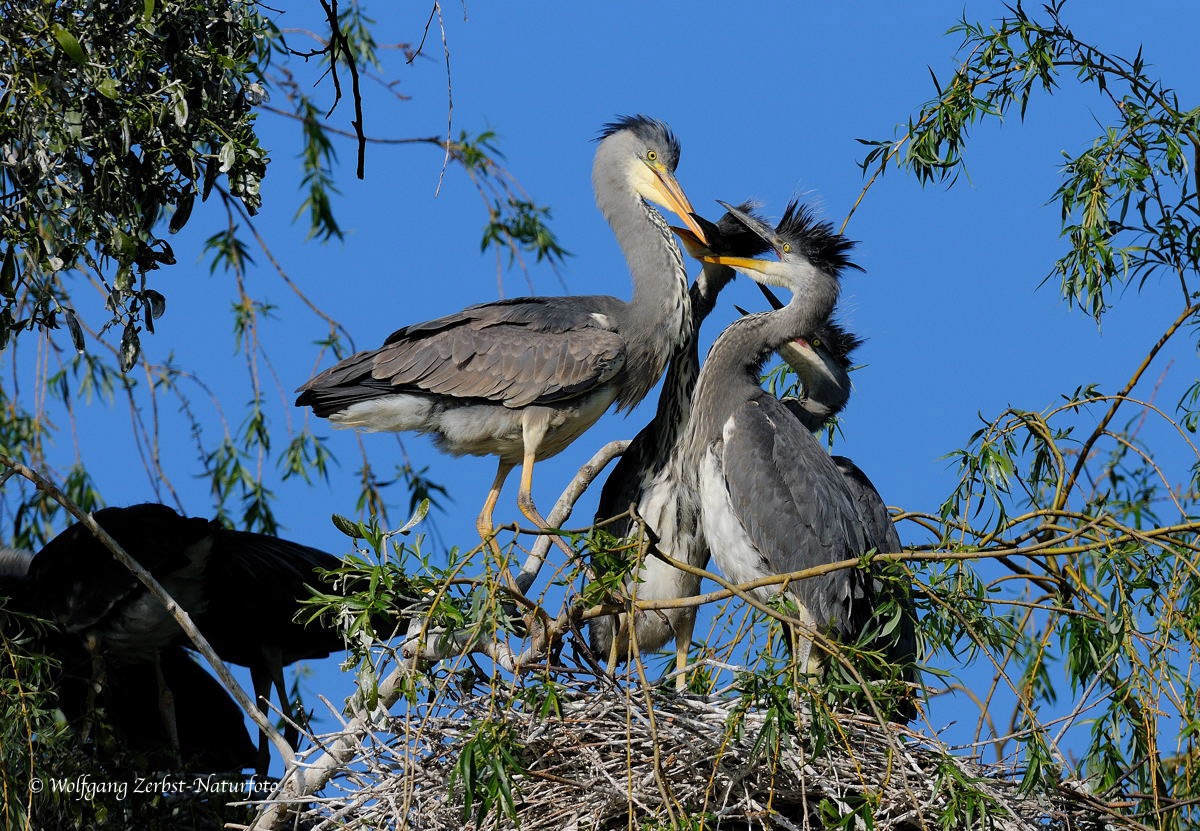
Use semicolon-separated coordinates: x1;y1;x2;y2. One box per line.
515;439;628;594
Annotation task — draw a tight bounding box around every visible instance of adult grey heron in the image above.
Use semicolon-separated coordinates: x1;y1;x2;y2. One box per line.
683;200;911;707
589;205;770;687
296;116;709;557
23;503;352;774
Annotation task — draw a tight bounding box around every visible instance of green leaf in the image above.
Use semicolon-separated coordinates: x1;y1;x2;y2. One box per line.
0;246;14;299
142;0;156;22
96;78;119;99
168;191;194;234
331;513;360;538
51;25;88;66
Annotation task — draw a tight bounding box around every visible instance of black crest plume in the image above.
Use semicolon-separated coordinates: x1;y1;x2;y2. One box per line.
596;115;681;169
776;200;862;276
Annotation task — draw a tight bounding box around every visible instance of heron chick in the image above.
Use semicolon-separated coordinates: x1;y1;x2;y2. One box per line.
589;204;771;688
683;200;903;697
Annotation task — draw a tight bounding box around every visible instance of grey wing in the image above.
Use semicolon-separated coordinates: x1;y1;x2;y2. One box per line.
833;455;919;673
832;456;901;556
719;394;869;632
297;297;626;413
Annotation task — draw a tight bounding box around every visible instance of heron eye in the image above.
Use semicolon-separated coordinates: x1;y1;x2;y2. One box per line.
646;150;658;161
811;337;822;348
782;242;791;253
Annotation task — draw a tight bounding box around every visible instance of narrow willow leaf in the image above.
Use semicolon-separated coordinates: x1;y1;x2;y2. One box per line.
398;498;430;535
64;310;85;353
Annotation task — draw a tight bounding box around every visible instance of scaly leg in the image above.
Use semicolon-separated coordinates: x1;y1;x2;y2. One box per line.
516;416;575;559
673;611;695;693
154;652;181;764
477;461;514;559
252;665;273;777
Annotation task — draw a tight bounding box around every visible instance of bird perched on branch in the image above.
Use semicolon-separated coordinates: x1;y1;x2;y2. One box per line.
682;201;914;715
296;116;709;559
18;503;349;773
589;205;771;687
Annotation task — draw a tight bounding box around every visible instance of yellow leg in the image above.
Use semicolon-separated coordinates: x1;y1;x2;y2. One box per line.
477;461;514;561
606;616;625;675
515;433;575;559
673;612;695;692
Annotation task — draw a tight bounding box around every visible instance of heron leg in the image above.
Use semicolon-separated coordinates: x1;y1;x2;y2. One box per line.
154;652;182;764
673;611;695;693
252;665;273;776
605;615;624;675
477;461;514;563
268;649;299;757
516;414;575;559
80;632;105;742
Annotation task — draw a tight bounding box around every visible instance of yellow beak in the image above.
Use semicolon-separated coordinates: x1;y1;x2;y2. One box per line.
648;165;709;246
698;255;771;274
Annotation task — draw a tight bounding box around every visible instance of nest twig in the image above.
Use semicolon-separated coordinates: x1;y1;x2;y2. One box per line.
246;673;1133;830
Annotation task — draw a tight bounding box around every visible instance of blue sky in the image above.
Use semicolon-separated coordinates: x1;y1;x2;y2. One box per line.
13;0;1200;773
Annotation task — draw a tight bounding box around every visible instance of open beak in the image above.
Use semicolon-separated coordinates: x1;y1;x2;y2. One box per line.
648;165;709;246
715;199;779;254
669;225;707;260
777;340;842;387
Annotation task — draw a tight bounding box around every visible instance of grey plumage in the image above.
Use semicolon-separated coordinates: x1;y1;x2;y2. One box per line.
589;205;771;678
297;117;708;549
683;200;908;702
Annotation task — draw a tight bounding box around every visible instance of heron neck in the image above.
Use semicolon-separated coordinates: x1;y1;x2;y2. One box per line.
636;262;735;461
602;194;692;410
687;273;840;452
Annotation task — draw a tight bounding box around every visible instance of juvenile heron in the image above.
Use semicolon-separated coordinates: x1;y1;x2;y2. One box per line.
589;205;770;686
763;306;919;704
24;503;349;773
682;200;896;689
296;116;709;556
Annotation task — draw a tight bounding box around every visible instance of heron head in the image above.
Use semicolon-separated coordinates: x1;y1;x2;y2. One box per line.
594;115;708;244
778;318;862;405
670;202;772;260
698;200;861;290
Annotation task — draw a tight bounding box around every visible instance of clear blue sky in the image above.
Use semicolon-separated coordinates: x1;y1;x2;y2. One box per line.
16;0;1200;771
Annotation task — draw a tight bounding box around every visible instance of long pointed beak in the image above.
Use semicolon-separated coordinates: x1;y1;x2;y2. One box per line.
777;340;841;387
650;166;709;246
669;225;709;260
698;255;771;273
716;199;778;253
757;282;785;310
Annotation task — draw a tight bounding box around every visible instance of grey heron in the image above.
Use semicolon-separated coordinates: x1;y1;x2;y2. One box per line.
1;544;258;772
23;503;352;774
589;205;770;688
766;308;919;710
295;116;709;560
683;200;912;709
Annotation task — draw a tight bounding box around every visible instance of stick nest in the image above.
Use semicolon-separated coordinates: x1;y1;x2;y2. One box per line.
269;676;1128;830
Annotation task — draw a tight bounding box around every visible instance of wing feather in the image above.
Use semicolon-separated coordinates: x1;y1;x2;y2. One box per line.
298;298;626;414
719;394;869;632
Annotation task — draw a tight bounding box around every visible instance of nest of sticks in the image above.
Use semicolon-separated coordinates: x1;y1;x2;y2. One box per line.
268;674;1127;831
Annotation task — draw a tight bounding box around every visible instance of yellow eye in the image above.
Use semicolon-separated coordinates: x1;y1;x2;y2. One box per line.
811;337;822;348
646;150;658;161
782;242;791;253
